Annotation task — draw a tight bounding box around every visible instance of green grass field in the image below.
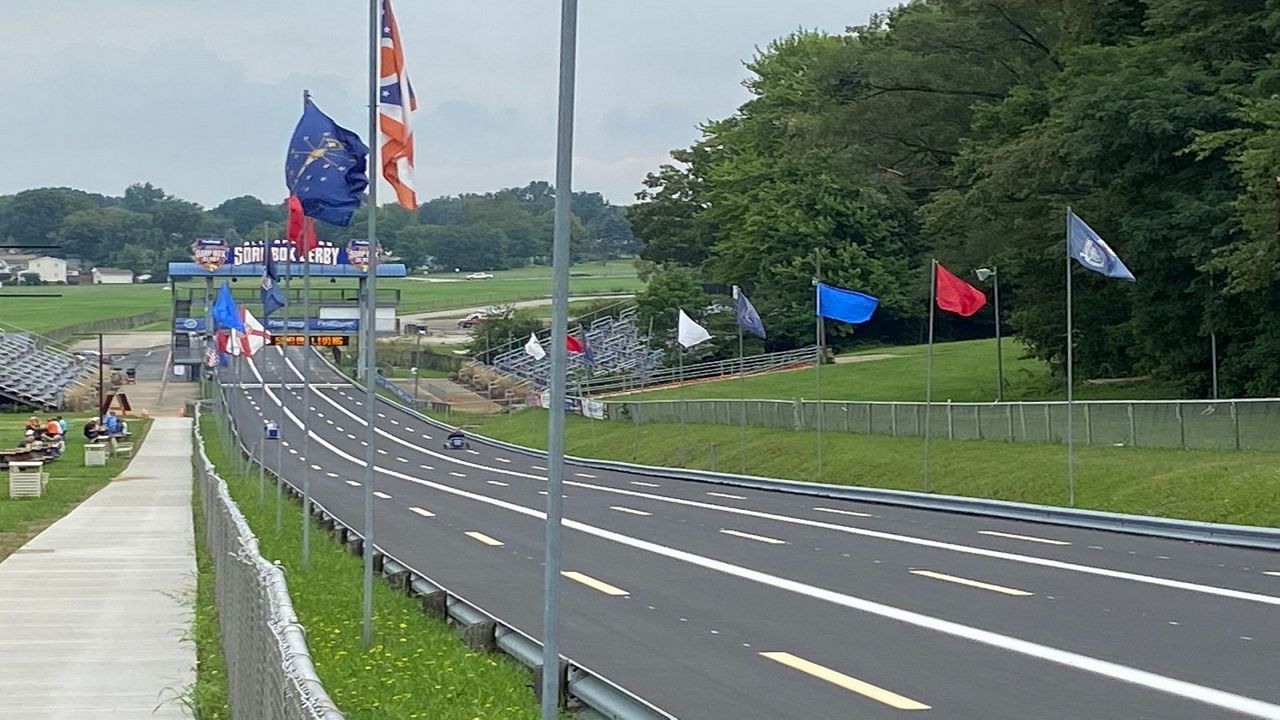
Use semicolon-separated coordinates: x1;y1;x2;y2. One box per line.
388;261;642;314
0;412;149;559
626;339;1183;402
196;414;556;719
465;410;1280;527
0;284;172;335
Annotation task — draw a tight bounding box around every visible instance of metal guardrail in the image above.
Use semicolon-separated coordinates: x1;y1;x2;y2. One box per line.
605;396;1280;452
352;388;1280;551
219;357;672;720
374;373;452;416
192;403;344;720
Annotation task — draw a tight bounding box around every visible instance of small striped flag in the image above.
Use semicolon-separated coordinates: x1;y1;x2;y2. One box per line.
378;0;417;209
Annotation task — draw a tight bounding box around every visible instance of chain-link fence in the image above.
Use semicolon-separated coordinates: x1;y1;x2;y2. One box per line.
605;398;1280;451
193;404;345;720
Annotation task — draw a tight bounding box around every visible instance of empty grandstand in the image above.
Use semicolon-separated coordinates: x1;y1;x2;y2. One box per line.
0;330;98;410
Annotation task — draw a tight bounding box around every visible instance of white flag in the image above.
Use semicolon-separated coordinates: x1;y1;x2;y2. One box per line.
229;306;271;357
524;332;546;360
677;309;712;348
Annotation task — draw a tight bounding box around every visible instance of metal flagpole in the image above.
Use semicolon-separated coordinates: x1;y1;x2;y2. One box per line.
301;89;314;568
923;260;936;492
814;250;823;483
678;345;686;464
541;0;579;714
993;267;1004;402
360;0;380;649
1065;207;1076;507
1208;269;1218;400
276;235;289;535
259;226;269;504
737;294;746;474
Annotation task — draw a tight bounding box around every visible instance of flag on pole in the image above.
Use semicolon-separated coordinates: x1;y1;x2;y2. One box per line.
285;194;318;256
211;281;245;332
816;282;879;324
525;332;546;360
1067;210;1135;281
677;309;712;348
260;245;287;317
286;99;369;226
229;306;272;357
379;0;418;209
733;286;766;339
934;263;987;316
565;334;584;353
577;325;596;366
204;338;218;368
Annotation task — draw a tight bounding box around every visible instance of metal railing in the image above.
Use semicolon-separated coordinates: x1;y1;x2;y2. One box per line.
192;402;344;720
374;373;452;415
605;397;1280;451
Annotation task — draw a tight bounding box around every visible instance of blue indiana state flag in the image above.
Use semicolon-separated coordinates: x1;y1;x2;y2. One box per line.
260;245;287;317
816;282;879;324
285;100;370;226
210;281;245;332
1067;209;1135;281
732;285;766;339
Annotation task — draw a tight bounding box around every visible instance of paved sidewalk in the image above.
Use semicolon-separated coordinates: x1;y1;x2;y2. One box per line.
0;417;196;719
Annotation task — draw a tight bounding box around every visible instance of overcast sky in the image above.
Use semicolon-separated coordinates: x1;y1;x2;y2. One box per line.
2;1;890;208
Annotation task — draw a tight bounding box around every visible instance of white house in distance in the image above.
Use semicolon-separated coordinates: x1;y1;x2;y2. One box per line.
0;254;68;284
91;267;134;285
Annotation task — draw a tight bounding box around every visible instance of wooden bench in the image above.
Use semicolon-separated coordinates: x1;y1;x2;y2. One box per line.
8;461;46;498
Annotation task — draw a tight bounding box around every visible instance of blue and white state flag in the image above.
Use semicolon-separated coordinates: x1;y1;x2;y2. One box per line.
1067;210;1135;281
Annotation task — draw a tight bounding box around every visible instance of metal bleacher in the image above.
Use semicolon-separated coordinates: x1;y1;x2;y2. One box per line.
491;306;665;388
0;331;96;410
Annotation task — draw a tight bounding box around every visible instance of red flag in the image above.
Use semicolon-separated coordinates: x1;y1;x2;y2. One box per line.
286;194;318;255
934;262;987;317
565;334;584;353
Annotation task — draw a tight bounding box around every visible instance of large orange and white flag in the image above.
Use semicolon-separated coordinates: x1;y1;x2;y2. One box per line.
229;306;272;357
379;0;417;209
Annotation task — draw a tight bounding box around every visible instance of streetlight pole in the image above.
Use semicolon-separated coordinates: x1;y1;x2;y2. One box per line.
976;267;1003;402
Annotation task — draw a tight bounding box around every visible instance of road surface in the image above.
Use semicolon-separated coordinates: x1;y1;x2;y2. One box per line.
223;346;1280;720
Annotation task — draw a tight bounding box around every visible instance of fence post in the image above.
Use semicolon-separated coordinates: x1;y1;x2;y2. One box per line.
1007;403;1014;442
793;399;803;431
1231;401;1240;450
709;443;717;473
866;404;874;435
975;405;983;440
946;402;954;440
844;403;850;432
1128;403;1137;447
1084;403;1093;446
1044;405;1052;442
891;404;898;437
1177;402;1186;450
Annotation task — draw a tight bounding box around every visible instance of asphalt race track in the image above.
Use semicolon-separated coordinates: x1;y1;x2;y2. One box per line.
224;346;1280;720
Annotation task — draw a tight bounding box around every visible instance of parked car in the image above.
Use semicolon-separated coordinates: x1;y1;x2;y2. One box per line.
457;312;486;329
466;272;494;280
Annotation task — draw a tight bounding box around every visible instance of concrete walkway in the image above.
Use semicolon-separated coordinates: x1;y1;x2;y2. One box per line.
0;417;196;719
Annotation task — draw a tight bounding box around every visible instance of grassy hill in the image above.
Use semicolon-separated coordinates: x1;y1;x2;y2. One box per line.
623;339;1183;402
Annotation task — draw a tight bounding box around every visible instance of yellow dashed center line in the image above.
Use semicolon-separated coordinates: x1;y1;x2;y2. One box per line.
760;652;930;710
561;571;629;596
465;531;504;547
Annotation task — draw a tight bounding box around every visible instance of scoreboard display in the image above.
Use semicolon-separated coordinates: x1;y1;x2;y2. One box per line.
270;335;350;347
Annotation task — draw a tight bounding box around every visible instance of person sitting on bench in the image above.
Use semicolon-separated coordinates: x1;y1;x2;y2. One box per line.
83;419;109;441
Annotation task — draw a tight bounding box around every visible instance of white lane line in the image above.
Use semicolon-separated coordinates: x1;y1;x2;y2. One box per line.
345;480;361;487
249;360;1280;720
721;529;786;545
390;419;399;425
280;441;290;447
326;472;340;478
610;506;652;517
631;481;660;488
397;457;409;463
449;471;467;478
979;530;1071;546
814;507;874;518
465;531;503;547
373;491;392;500
760;652;929;710
376;449;388;455
377;412;386;418
325;418;334;424
409;507;435;518
911;570;1033;597
487;481;510;487
405;427;415;432
291;359;1280;609
575;472;598;479
466;449;480;455
347;434;357;440
495;457;512;464
1265;572;1280;577
288;449;298;454
532;465;547;471
708;492;746;500
310;464;322;471
561;571;629;596
419;464;434;471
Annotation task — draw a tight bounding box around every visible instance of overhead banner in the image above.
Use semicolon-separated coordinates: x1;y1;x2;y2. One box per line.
188;239;378;268
174;317;360;333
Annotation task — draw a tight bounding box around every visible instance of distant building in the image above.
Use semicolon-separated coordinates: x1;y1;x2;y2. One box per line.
91;267;134;285
25;256;68;284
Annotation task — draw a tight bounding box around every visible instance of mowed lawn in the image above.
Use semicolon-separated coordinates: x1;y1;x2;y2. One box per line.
0;284;173;334
0;412;148;559
625;339;1183;403
468;409;1280;527
389;260;643;313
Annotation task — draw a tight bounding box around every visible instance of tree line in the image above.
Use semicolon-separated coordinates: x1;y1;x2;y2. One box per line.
0;180;638;278
626;0;1280;397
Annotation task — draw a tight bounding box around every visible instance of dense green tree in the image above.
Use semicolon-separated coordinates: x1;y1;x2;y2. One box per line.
209;195;281;235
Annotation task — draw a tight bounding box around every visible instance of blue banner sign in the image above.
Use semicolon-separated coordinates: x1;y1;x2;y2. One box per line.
190;239;369;267
174;317;360;332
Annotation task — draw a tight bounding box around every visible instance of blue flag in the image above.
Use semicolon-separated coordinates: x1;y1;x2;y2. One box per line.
578;325;596;366
285;100;369;226
210;281;244;332
733;286;766;339
816;282;879;324
1067;210;1135;281
260;245;287;317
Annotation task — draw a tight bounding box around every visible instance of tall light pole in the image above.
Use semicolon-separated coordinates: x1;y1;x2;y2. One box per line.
975;267;1003;402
